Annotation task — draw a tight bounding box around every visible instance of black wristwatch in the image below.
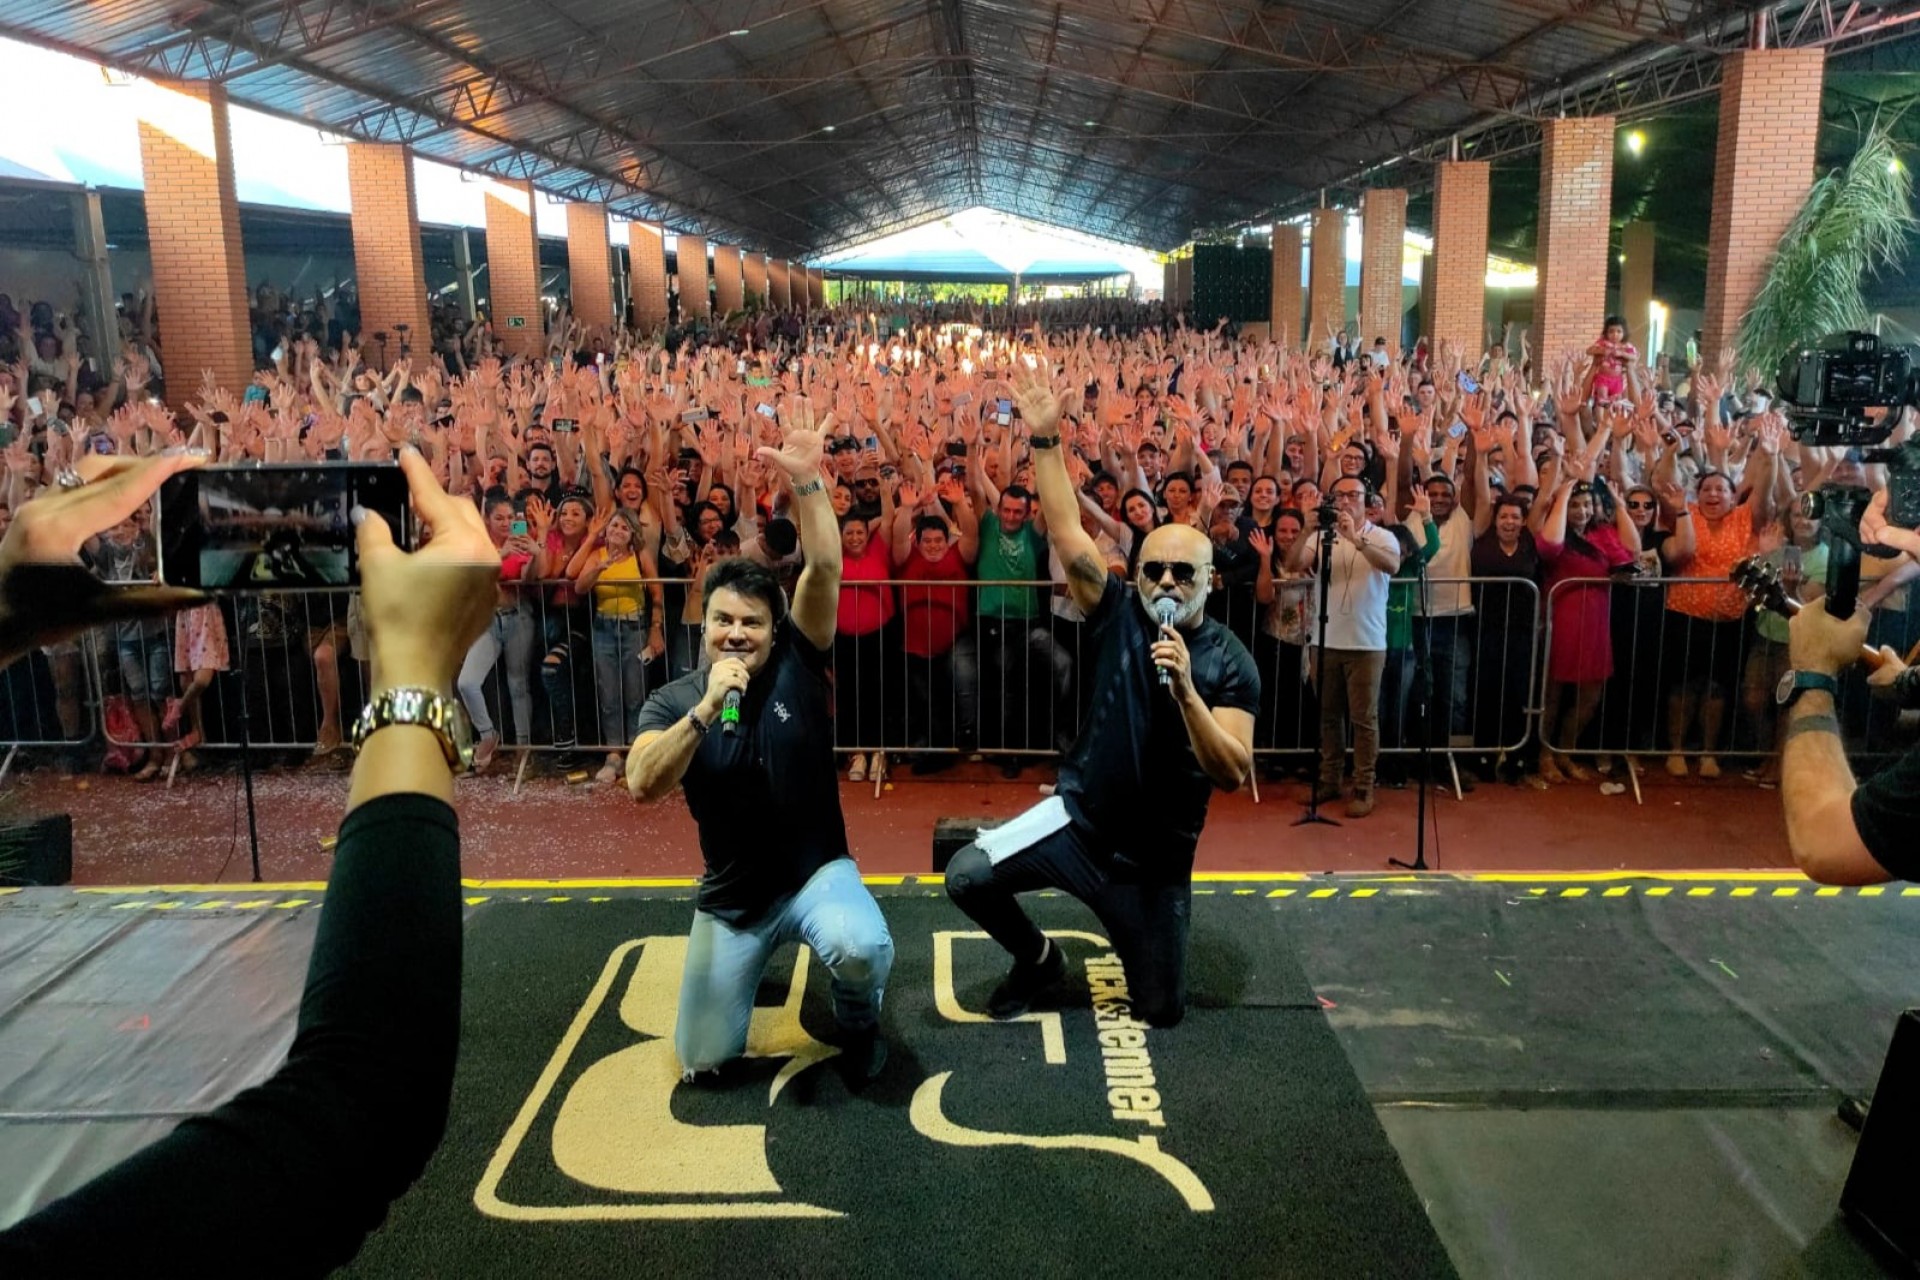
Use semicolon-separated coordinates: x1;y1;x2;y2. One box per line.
1029;433;1061;450
1776;669;1840;708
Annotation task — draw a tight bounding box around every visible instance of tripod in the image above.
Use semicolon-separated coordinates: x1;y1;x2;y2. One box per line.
231;606;263;883
1293;511;1342;829
1390;555;1435;870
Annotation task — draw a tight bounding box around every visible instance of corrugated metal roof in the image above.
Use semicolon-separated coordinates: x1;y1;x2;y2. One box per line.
0;0;1877;255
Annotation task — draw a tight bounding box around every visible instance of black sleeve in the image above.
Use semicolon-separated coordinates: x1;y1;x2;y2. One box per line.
637;673;700;736
0;793;461;1278
1209;634;1263;718
1081;567;1127;635
1850;747;1920;880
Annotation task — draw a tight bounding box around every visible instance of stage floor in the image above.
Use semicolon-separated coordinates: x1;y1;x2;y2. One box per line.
0;873;1909;1276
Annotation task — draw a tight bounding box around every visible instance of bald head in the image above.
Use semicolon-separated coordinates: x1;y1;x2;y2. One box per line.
1135;522;1214;627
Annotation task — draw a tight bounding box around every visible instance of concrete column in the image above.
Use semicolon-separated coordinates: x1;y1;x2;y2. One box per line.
564;201;614;330
627;222;669;333
1307;206;1346;350
1358;188;1408;357
450;228;477;321
133;79;252;404
1534;115;1616;371
1702;48;1825;359
677;235;709;321
1429;161;1489;357
1162;259;1177;303
713;245;743;315
1270;223;1303;348
770;259;792;310
482;178;543;359
344;142;431;369
809;266;825;309
743;252;768;307
70;190;120;366
1620;220;1656;355
1173;256;1192;310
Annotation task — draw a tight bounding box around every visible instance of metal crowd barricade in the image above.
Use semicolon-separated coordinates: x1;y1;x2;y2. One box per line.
0;636;108;784
1540;572;1920;802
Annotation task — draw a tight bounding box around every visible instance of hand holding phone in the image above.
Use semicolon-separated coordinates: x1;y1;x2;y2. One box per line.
158;462;410;591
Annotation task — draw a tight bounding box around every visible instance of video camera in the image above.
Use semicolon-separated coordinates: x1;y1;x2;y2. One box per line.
1776;331;1920;529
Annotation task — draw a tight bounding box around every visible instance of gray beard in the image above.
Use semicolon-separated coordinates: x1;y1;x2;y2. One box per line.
1138;583;1210;629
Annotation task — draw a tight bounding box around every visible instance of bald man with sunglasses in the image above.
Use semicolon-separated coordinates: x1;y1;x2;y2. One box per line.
942;360;1258;1028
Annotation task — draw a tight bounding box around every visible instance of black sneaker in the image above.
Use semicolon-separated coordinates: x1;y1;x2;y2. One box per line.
999;757;1023;780
987;941;1067;1019
837;1027;888;1086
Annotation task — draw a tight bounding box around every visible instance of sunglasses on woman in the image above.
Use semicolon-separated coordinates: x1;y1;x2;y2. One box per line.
1626;499;1655;510
1141;561;1203;585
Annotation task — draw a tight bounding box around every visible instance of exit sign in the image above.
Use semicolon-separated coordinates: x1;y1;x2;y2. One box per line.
507;316;526;328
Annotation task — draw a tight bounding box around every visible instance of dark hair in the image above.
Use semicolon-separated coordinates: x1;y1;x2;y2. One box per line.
1160;470;1195;492
1290;476;1319;496
710;529;742;555
838;512;870;532
708;481;736;512
763;517;799;557
1424;474;1456;492
1602;314;1628;337
1121;487;1159;530
1492;493;1529;519
686;500;722;543
999;484;1034;508
914;514;951;540
703;556;787;625
481;487;514;517
1275;506;1306;527
1224;459;1253;478
617;465;649;499
526;442;555;462
556;493;591;519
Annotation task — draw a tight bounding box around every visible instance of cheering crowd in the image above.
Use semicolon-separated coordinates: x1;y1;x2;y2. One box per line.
2;282;1915;813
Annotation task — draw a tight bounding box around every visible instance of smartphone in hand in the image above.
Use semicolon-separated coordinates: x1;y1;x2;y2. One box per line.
158;462;410;591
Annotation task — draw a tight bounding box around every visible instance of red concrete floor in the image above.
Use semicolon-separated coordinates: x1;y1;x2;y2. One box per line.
5;757;1793;886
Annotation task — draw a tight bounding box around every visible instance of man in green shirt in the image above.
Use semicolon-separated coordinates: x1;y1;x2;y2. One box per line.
967;465;1068;776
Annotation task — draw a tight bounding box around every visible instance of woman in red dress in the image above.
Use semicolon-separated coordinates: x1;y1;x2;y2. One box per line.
1536;469;1640;782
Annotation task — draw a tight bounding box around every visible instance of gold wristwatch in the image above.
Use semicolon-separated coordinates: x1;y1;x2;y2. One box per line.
350;687;475;772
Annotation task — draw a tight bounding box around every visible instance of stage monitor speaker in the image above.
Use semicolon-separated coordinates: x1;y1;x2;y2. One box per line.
1842;1007;1920;1268
0;814;73;886
932;817;1004;872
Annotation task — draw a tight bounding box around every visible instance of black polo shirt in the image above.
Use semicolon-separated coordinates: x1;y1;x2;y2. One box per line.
1056;573;1260;878
636;618;849;924
1852;748;1920;880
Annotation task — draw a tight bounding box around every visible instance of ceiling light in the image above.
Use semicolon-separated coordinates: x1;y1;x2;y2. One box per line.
1625;130;1645;155
1890;156;1903;174
1618;254;1627;264
823;125;836;133
1083;120;1097;128
729;28;750;36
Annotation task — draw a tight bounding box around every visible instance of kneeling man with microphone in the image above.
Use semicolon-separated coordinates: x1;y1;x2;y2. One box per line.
627;402;893;1081
944;358;1260;1027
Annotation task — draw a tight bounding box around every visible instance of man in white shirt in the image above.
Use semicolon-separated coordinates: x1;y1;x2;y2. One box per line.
1415;475;1477;749
1286;476;1401;817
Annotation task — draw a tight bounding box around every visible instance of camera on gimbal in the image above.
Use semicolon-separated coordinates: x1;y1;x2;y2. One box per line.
1776;331;1920;528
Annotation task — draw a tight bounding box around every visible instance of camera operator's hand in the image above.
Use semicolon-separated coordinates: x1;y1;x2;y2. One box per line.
0;450;210;667
1788;596;1870;679
1335;509;1358;543
357;448;498;696
1860;489;1920;566
1867;644;1906;693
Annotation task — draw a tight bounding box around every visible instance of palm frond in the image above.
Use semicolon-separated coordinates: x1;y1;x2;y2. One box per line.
1737;115;1914;374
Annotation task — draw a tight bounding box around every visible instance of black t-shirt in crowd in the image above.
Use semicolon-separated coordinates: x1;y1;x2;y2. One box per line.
1055;573;1261;877
1851;749;1920;881
636;618;849;924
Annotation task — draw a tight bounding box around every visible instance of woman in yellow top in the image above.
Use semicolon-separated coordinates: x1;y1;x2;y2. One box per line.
570;508;667;784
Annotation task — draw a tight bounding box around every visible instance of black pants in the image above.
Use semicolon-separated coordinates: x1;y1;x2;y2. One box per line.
944;821;1192;1027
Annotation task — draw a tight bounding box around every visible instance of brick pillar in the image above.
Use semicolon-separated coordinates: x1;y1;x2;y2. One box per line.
1307;207;1346;349
482;178;542;359
1429;161;1489;357
774;258;788;309
677;236;709;321
1621;220;1656;354
564;201;614;330
134;80;252;405
627;222;669;333
809;266;825;309
1703;48;1825;360
743;252;768;307
1270;223;1304;348
1534;116;1616;372
1417;250;1435;342
713;245;743;315
1359;188;1408;357
343;143;430;371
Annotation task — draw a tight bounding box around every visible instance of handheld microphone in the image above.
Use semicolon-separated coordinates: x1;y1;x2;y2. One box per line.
1153;597;1179;687
721;688;742;734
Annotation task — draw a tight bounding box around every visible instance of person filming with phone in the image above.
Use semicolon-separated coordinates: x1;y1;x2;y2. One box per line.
0;446;501;1274
1779;488;1920;883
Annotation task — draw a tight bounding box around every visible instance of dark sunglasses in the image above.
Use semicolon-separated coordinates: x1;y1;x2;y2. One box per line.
1625;499;1656;510
1141;561;1202;585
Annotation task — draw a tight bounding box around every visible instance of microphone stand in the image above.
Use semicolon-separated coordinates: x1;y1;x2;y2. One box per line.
1294;513;1342;829
1390;550;1433;870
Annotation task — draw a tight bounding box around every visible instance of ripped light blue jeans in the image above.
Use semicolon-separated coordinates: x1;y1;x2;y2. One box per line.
675;857;894;1074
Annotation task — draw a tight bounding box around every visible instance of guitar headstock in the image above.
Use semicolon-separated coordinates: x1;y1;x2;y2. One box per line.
1731;556;1796;621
